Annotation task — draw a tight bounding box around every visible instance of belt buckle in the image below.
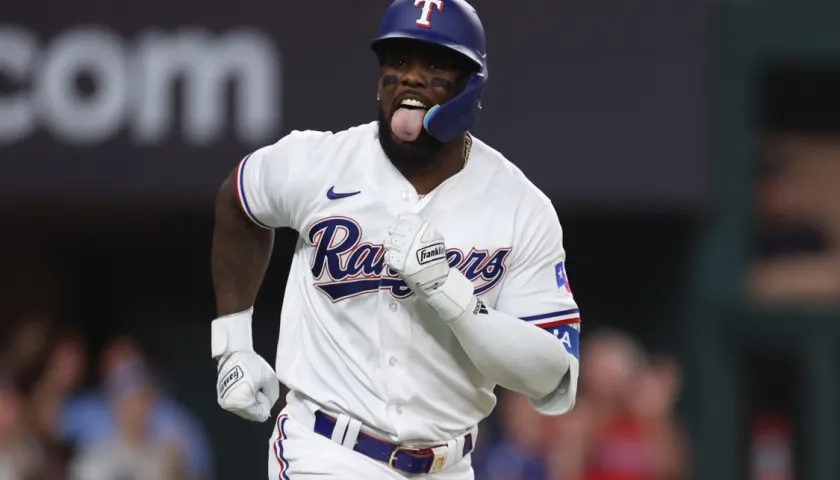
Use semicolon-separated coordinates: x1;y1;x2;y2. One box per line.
387;446;421;472
387;446;405;470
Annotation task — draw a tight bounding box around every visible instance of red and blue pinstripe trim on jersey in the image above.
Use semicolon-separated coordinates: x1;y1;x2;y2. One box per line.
273;414;291;480
520;308;580;329
235;152;273;229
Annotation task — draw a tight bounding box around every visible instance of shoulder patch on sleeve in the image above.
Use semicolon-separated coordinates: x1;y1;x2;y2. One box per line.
555;262;571;292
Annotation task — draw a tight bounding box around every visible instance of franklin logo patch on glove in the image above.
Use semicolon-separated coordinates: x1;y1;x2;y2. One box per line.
417;243;446;265
219;365;244;399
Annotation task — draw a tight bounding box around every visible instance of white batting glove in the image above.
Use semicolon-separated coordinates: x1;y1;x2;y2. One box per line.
211;308;280;422
385;212;450;295
385;213;476;322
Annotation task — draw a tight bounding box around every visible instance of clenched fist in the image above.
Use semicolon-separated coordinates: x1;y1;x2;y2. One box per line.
216;350;280;422
385;212;477;323
212;308;280;422
384;212;451;296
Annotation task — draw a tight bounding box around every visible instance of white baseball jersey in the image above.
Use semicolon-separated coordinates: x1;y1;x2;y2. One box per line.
236;121;580;443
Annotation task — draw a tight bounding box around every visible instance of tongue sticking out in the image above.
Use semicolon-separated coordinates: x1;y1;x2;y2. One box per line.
391;108;426;142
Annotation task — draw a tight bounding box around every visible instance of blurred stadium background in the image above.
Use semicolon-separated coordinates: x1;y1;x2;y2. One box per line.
2;0;840;478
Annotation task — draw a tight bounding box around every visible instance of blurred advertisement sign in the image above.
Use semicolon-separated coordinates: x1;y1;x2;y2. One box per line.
0;0;707;208
0;26;280;147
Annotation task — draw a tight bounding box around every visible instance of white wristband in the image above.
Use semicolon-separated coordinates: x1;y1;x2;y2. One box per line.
425;269;476;323
211;307;255;358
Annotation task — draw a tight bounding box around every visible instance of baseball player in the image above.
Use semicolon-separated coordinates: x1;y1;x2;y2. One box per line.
209;0;581;478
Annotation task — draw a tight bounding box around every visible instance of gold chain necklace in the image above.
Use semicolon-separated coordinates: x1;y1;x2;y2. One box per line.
417;134;472;200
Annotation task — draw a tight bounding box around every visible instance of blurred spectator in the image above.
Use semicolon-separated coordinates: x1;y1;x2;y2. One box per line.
0;319;81;480
749;134;840;305
66;356;189;480
548;329;689;480
750;412;794;480
27;332;88;442
631;356;690;480
0;313;56;392
60;337;213;480
0;374;45;480
472;390;550;480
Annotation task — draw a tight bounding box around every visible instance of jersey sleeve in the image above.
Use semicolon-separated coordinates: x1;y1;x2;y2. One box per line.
495;201;581;415
495;202;581;329
234;132;310;230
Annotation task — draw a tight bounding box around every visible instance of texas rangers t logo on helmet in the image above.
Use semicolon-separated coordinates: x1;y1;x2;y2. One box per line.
414;0;444;28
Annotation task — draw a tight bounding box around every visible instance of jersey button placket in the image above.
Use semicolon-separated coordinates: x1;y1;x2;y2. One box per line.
378;291;408;414
380;292;413;429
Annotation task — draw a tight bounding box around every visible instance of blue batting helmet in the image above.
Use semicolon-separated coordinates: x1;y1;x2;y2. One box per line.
371;0;488;143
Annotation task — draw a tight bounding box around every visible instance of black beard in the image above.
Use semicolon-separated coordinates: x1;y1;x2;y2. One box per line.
377;106;445;177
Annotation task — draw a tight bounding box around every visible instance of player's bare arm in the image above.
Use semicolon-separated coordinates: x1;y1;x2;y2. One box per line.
211;168;274;316
209;166;280;424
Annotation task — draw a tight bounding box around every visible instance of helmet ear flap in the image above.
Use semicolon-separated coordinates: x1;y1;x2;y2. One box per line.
423;71;485;143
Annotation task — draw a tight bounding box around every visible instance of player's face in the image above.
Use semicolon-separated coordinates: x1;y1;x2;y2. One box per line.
377;40;467;130
376;40;474;174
